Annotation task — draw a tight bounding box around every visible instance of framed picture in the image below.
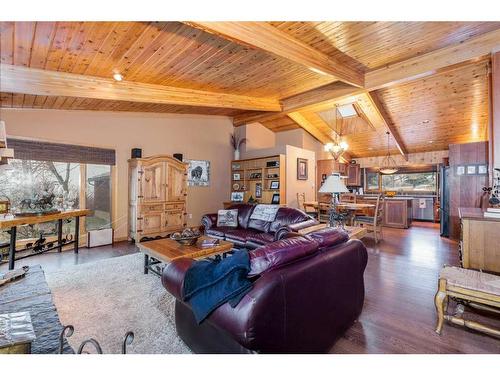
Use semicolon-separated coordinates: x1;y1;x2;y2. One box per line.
270;180;280;189
233;173;241;180
456;166;465;176
187;160;210;186
478;165;488;175
271;193;280;204
231;192;244;202
232;163;241;170
255;182;262;198
466;165;476;175
297;158;308;180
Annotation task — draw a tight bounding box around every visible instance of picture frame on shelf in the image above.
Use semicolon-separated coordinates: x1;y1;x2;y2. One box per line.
270;181;279;190
231;192;244;202
233;173;241;180
232;183;240;191
271;193;280;204
255;183;262;198
232;163;241;170
267;173;279;178
249;172;262;179
297;158;308;180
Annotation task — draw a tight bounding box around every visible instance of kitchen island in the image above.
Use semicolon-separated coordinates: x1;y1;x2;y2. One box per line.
357;196;414;229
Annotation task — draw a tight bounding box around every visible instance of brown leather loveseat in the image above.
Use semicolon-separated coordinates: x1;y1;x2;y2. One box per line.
201;203;319;249
162;228;368;353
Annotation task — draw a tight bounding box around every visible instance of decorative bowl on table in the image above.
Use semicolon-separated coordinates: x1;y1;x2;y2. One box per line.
171;228;202;246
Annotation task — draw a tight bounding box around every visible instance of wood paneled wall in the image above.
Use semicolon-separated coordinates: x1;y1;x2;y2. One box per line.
448;141;489;239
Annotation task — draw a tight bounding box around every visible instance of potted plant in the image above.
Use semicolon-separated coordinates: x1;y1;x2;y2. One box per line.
230;132;247;160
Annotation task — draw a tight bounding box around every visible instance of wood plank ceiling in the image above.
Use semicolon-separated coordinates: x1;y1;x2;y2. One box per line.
1;21;499;157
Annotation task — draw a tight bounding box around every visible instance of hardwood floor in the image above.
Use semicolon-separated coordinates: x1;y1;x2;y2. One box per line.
1;222;499;353
332;221;500;354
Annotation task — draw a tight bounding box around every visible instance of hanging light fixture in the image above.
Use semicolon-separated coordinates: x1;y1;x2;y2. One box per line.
323;105;349;161
379;131;398;175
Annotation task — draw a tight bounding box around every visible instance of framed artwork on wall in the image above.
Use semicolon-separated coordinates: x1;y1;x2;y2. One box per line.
478;165;488;175
466;165;477;175
187;160;210;186
297;158;308;180
456;166;465;176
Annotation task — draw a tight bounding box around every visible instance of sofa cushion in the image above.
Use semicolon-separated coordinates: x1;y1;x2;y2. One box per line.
227;204;256;229
247;218;271;233
245;231;274;246
248;236;319;276
205;227;227;238
217;209;238;227
269;207;311;233
224;228;259;243
305;227;349;249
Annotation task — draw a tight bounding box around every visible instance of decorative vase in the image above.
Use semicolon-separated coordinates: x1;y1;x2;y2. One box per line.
234;149;240;160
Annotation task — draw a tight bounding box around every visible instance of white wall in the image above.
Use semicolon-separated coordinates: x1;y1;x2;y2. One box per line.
1;109;234;240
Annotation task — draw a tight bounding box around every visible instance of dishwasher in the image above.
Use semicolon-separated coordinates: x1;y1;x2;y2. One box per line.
411;198;434;221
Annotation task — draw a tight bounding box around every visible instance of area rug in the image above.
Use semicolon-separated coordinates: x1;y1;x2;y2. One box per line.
45;253;191;354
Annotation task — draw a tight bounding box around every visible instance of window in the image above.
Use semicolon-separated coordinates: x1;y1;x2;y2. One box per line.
381;172;437;193
86;164;112;231
0;159;80;242
0;139;115;244
365;171;380;191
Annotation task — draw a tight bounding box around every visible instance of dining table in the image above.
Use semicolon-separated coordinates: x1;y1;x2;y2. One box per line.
303;201;375;225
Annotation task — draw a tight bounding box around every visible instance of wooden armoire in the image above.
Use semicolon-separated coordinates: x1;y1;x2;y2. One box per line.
128;155;188;242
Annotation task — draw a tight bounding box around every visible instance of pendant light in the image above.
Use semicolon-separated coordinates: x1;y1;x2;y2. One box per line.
323;105;349;161
379;131;398;175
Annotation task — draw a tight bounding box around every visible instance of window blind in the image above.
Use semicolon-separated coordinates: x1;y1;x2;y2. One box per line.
7;138;116;165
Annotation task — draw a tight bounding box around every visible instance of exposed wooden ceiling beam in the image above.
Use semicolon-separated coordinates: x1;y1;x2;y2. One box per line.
287;112;332;145
366;91;408;160
0;64;282;112
366;28;500;90
233;82;363;126
186;22;365;88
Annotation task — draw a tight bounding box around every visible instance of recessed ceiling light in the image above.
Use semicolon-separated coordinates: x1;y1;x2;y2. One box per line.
422;119;430;124
428;140;434;144
368;147;373;150
113;73;123;82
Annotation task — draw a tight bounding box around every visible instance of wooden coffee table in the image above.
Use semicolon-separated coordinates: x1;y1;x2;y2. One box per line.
136;236;233;276
298;223;367;240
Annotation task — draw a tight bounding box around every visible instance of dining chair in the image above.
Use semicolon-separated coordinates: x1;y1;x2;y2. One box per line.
353;194;385;243
296;192;318;218
340;193;356;203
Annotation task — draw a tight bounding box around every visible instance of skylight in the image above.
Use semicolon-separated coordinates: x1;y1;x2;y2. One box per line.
337;103;357;118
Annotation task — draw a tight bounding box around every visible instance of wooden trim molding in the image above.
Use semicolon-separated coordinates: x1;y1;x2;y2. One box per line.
0;64;282;112
186;22;364;88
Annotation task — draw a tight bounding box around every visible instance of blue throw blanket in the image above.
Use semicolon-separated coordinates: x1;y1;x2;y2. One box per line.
182;250;253;323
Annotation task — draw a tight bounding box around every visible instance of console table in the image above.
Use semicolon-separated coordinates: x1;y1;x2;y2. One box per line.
0;209;92;270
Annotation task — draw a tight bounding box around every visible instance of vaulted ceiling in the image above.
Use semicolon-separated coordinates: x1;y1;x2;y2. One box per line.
1;21;499;158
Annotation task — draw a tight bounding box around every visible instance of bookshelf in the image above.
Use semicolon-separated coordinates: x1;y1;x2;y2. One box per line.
230;155;286;205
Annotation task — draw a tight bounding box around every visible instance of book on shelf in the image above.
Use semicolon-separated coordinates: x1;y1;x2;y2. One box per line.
486;207;500;213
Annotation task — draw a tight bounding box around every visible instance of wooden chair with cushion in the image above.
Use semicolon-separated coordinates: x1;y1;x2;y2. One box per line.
353;194;384;243
435;266;500;338
297;192;318;218
340;193;356;203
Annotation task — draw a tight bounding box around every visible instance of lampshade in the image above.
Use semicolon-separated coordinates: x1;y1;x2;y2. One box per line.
318;173;349;194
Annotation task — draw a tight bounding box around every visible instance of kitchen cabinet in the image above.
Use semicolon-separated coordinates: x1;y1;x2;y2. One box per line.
383;198;413;228
346;164;361;186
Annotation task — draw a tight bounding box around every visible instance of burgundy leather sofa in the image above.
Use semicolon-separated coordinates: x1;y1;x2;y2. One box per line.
162;228;368;353
201;203;319;249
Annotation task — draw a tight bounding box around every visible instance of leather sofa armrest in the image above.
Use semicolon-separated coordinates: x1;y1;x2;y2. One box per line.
161;258;195;300
201;213;218;231
274;218;319;241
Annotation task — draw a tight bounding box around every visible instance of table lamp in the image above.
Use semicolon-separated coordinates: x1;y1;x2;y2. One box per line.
318;173;349;227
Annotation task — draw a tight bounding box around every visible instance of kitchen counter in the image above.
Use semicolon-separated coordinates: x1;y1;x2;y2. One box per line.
459;207;500;222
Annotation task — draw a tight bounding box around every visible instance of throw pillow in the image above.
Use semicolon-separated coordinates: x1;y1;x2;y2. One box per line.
217;209;238;227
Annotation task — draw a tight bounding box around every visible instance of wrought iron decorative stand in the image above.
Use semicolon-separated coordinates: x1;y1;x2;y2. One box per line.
58;325;135;354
